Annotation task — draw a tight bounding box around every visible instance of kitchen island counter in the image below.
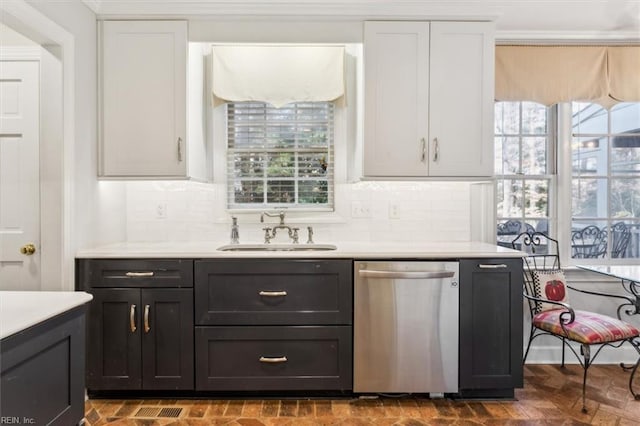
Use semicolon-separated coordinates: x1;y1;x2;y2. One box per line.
76;240;523;259
1;291;92;426
0;291;93;339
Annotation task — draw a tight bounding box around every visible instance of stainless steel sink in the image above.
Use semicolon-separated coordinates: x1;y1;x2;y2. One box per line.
217;243;337;252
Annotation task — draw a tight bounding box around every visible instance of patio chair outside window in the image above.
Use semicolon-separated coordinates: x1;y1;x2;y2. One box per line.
571;225;607;258
611;222;632;258
512;231;640;413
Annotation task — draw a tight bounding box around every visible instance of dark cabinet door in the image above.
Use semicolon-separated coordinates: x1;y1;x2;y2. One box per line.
87;288;142;390
459;258;523;393
141;289;194;390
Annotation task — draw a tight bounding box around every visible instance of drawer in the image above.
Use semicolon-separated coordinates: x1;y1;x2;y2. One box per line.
194;259;352;325
77;259;193;289
195;326;352;391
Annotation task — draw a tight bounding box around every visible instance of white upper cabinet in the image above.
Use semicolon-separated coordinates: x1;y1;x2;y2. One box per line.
100;21;188;178
364;21;495;178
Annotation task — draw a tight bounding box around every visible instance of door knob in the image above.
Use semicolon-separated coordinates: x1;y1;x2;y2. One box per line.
20;243;36;255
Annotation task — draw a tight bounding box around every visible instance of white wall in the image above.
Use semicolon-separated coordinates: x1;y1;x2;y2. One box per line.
26;0;127;250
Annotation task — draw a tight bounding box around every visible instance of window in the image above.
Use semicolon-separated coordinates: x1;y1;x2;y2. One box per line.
227;101;334;210
571;102;640;259
495;102;553;246
494;101;640;262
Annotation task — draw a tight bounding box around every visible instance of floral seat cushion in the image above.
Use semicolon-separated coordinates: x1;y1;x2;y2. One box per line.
533;309;640;344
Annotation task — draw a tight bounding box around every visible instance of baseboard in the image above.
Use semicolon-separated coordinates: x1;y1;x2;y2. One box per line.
525;344;639;364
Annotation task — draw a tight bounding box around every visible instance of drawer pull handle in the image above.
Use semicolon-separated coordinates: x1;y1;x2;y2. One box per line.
126;271;154;277
130;304;137;333
259;291;287;297
144;305;151;333
259;356;288;363
478;264;508;269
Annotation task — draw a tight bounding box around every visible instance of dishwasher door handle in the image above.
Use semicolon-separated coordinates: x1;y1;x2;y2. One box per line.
358;270;455;279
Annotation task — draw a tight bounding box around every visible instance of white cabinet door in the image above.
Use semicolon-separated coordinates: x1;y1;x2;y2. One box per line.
429;22;494;177
363;21;430;177
363;21;494;178
100;21;187;177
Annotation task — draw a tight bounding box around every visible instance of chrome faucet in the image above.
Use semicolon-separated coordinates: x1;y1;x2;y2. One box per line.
230;216;239;244
260;210;298;244
307;226;314;244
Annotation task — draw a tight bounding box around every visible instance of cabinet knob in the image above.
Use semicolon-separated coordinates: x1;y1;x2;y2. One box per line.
20;243;36;256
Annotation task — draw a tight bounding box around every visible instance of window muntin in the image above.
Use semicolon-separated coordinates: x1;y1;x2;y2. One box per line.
227;101;334;210
571;102;640;259
495;102;552;242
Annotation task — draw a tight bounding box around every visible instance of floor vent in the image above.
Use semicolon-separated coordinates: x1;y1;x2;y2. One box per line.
158;407;183;418
134;407;161;417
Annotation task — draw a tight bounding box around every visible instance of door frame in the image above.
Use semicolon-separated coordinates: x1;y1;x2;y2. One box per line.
0;0;75;290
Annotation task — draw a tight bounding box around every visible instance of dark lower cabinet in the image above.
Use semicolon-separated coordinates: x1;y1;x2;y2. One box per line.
87;288;193;391
194;259;353;392
195;326;352;391
1;306;87;426
459;258;523;397
79;259;194;392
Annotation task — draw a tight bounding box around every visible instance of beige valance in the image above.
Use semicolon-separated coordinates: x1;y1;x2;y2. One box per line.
495;45;640;107
608;46;640;102
212;45;345;108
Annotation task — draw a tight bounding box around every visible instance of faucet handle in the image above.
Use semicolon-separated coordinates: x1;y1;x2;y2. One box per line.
291;228;300;244
262;227;273;244
307;226;314;244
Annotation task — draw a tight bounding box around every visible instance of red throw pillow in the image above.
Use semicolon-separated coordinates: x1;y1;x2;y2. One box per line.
532;270;571;312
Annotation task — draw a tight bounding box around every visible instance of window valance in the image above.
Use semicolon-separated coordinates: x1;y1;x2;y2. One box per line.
211;45;345;108
495;45;640;107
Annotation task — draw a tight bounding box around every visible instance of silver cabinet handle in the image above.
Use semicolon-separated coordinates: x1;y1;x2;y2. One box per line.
144;305;151;333
433;138;439;162
358;270;455;279
259;356;288;363
259;291;287;297
421;137;426;163
130;304;137;333
126;271;154;277
478;264;508;269
177;137;183;162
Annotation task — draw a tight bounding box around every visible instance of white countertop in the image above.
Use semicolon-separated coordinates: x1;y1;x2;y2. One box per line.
76;241;524;259
0;291;93;340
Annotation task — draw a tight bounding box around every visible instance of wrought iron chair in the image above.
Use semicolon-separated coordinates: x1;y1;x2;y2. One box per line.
497;220;535;248
611;222;631;258
512;231;640;413
571;225;607;258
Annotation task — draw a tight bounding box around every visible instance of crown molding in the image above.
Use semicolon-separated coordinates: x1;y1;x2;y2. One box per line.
82;0;501;20
496;30;640;44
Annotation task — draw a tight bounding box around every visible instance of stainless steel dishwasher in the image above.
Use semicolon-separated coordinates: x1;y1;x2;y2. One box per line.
354;261;459;394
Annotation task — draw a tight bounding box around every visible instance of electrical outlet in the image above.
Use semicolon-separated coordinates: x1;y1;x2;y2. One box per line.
351;201;371;218
155;203;167;219
389;202;401;219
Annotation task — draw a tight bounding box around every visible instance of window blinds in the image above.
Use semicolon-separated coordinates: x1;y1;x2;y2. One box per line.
212;45;345;108
495;45;640;107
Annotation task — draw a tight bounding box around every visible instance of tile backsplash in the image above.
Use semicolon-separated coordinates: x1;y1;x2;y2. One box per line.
121;180;477;243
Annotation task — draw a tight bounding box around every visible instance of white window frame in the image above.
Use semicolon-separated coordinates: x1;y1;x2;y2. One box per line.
209;43;363;224
557;102;640;265
225;101;335;211
494;102;557;242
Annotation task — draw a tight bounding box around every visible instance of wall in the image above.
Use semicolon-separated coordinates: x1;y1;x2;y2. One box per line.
122;180;474;243
25;0;127;252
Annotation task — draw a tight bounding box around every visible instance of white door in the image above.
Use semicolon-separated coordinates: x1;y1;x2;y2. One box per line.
0;61;40;290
